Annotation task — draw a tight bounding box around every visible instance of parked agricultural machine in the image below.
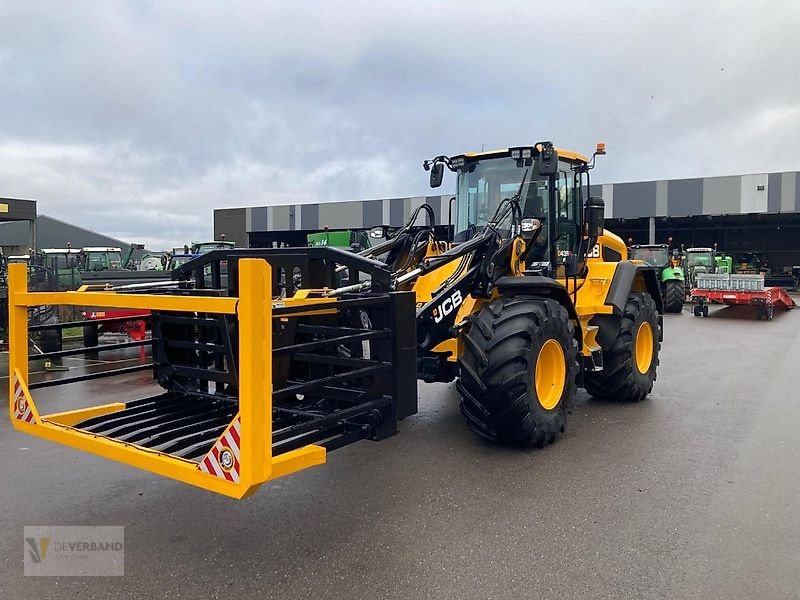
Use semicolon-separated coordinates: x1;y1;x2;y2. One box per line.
690;272;795;319
8;142;663;499
628;243;684;313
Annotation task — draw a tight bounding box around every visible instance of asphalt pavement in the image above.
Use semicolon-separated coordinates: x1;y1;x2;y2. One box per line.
1;302;799;599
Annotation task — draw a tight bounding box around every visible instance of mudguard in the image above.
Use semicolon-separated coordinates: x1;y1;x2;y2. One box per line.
661;265;685;283
494;276;582;339
606;261;664;314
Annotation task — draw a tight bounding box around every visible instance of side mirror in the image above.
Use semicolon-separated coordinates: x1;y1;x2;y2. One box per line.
429;162;444;188
584;196;605;237
536;143;558;176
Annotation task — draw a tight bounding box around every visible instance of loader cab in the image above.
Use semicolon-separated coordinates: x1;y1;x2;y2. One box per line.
451;147;588;277
40;248;82;290
79;247;124;272
629;245;671;268
685;248;716;273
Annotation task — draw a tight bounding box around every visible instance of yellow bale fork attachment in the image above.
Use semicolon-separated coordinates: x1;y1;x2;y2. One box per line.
7;248;416;499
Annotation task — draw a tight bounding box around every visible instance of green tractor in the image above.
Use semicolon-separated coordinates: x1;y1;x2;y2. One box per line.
715;253;733;274
683;247;717;290
628;243;685;313
191;239;236;254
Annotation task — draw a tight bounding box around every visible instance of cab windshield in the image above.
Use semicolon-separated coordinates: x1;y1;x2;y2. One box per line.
85;251;122;271
455;157;546;239
686;252;714;267
630;247;670;267
453;155;582;271
169;255;196;269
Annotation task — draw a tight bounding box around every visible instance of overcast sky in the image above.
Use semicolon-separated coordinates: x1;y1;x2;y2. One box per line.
1;1;799;248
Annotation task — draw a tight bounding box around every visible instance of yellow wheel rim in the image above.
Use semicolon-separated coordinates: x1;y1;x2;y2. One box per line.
634;321;654;374
535;339;566;410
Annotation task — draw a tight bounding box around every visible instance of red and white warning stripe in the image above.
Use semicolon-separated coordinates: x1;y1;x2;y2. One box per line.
198;415;241;483
12;374;36;424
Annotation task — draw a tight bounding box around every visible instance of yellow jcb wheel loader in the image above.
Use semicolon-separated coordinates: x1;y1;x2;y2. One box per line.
7;141;662;498
356;141;664;446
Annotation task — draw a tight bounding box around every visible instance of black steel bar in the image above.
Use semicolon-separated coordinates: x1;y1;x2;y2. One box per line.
293;384;371;403
134;412;234;447
163;339;226;353
81;397;227;435
273;420;376;455
116;406;234;442
78;395;189;429
29;363;153;389
293;353;389;369
273;329;387;356
173;365;233;384
319;427;372;452
273;364;390;399
29;314;151;332
272;406;328;419
30;338;153;361
295;323;382;336
157;315;223;327
273;295;388;317
271;396;391;443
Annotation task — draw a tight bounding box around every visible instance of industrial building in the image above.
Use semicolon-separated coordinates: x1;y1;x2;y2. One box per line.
0;198;139;257
214;169;800;273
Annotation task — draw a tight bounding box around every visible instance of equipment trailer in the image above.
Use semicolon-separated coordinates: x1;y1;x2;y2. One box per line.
691;286;796;319
691;273;796;319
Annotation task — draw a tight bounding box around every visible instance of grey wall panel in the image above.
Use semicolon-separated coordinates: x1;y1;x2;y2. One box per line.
796;173;800;211
404;196;425;223
702;176;740;216
390;197;405;226
740;173;768;213
271;206;291;231
301;204;319;230
214;208;247;247
362;200;383;227
294;204;302;230
601;184;614;218
382;199;391;225
318;201;363;229
249;206;268;232
768;173;782;212
426;195;443;225
655;180;668;216
611;181;656;219
667;178;703;217
781;173;796;212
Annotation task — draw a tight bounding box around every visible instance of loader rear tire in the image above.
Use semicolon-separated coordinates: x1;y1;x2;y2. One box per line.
584;292;660;402
457;297;578;447
663;279;684;313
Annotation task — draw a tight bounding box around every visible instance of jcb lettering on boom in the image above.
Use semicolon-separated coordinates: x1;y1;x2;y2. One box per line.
434;290;463;323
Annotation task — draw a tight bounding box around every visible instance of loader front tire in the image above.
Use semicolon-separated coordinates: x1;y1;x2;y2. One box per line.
663;279;684;313
584;292;660;402
457;297;577;447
